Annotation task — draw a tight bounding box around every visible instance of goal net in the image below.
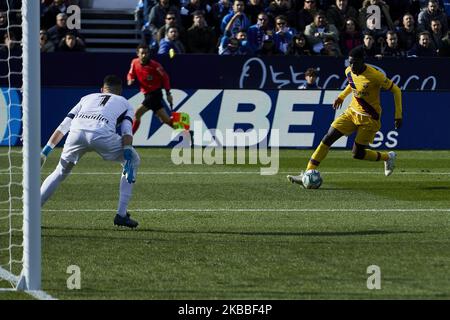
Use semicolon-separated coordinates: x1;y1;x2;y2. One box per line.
0;0;41;291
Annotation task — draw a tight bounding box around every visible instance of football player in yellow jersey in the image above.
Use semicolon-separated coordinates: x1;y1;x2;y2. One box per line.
287;46;403;187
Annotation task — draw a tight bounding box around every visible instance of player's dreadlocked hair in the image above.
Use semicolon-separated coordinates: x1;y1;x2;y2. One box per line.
349;45;365;60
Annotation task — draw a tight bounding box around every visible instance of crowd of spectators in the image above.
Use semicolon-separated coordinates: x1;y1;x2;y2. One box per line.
0;0;22;55
1;0;85;54
40;0;85;52
1;0;450;57
135;0;450;57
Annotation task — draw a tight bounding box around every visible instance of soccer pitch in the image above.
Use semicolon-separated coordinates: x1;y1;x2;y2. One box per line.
1;148;449;299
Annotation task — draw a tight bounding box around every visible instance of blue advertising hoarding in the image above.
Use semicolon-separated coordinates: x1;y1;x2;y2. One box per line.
1;54;450;149
0;88;22;146
36;87;450;150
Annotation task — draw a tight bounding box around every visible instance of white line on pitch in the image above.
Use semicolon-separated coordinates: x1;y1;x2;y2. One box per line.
6;171;447;175
1;208;447;213
25;290;57;300
0;288;57;300
0;267;57;300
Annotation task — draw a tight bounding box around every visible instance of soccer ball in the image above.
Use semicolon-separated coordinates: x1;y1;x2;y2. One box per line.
302;170;323;189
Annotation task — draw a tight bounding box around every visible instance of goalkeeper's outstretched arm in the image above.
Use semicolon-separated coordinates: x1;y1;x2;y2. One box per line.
120;114;133;147
40;116;73;167
41;101;82;167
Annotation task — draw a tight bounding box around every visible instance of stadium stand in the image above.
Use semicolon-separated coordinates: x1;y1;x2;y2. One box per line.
80;8;141;53
34;0;450;56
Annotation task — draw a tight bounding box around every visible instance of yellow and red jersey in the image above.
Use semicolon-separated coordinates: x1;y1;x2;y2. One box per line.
338;65;402;120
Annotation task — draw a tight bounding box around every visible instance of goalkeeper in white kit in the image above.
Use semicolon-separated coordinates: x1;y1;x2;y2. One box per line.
40;75;140;228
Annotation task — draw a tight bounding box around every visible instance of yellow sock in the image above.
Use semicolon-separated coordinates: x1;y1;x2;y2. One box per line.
306;142;330;170
363;149;389;161
380;152;389;161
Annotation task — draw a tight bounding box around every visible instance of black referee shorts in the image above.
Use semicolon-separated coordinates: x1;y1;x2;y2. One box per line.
142;89;164;112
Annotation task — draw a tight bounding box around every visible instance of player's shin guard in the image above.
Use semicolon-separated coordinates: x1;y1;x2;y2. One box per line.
306;142;330;170
132;118;140;134
363;150;389;161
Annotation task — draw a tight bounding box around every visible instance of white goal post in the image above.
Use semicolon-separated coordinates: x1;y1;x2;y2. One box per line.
0;0;41;291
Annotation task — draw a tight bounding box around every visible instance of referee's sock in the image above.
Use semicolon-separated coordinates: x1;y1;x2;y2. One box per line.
132;118;140;134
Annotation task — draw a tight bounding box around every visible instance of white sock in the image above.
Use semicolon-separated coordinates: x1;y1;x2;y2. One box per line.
117;175;133;217
40;163;70;206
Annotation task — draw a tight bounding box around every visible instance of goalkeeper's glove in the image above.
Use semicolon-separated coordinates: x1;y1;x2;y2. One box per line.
123;145;133;161
40;144;54;168
123;146;135;183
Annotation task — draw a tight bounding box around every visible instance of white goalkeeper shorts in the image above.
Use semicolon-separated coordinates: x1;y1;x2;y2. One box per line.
60;130;140;166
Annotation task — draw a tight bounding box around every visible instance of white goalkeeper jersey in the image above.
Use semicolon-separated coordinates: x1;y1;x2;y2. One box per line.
67;93;134;134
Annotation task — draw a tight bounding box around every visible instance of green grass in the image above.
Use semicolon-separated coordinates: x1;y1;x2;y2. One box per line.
1;148;450;299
